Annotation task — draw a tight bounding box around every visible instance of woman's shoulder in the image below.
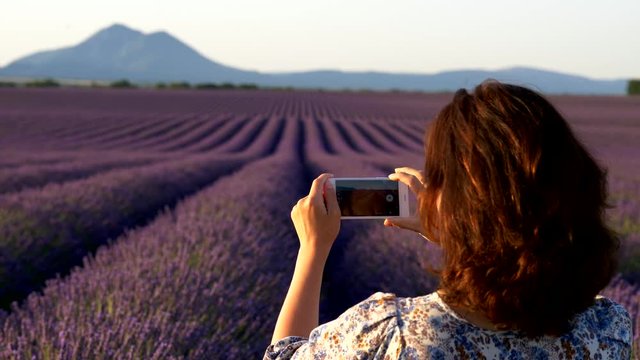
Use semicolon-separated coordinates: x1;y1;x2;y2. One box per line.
346;291;444;319
324;292;444;338
572;295;632;343
331;292;400;327
592;295;631;318
356;292;634;355
340;291;450;337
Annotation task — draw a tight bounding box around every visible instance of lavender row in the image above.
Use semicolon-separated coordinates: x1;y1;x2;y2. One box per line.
0;153;250;309
176;115;252;153
53;113;230;153
302;116;423;171
609;174;640;280
0;155;306;359
51;113;174;150
58;114;193;151
138;114;233;152
0;111;166;151
0;153;166;194
0;151;77;169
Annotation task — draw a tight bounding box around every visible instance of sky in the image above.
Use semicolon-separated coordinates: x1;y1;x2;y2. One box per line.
1;0;639;79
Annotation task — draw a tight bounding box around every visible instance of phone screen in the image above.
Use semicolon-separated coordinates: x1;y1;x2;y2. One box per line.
334;179;399;216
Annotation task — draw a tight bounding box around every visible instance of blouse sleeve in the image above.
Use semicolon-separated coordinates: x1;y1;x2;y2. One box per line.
264;292;403;360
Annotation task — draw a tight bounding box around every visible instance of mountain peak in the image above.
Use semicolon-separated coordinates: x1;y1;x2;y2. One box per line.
87;23;143;43
100;23;142;35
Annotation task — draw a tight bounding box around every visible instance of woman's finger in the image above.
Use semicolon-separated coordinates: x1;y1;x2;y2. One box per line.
309;173;333;206
384;217;426;236
389;171;424;195
394;167;425;184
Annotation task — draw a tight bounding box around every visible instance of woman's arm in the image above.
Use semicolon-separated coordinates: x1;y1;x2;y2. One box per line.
270;173;341;343
270;248;329;343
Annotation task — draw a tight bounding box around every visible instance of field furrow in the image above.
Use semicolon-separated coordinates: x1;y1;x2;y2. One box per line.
102;115;199;150
368;120;422;153
0;154;164;194
185;115;252;153
87;115;187;150
52;114;162;149
152;114;232;152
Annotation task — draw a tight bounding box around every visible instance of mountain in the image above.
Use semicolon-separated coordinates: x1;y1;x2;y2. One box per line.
260;68;626;94
0;24;628;94
0;24;261;84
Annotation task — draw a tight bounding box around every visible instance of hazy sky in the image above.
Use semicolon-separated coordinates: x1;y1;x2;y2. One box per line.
2;0;639;79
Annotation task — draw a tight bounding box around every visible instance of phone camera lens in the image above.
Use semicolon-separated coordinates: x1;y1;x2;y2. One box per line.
385;194;394;202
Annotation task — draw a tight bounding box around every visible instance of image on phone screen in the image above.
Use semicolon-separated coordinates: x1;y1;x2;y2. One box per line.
334;179;399;217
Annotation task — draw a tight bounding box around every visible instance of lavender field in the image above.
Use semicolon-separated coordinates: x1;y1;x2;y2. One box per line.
0;87;638;358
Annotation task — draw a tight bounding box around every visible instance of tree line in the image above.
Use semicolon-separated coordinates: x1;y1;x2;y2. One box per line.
0;78;263;90
2;78;640;95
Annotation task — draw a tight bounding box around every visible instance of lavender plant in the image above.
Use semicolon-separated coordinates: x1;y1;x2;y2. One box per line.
0;155;305;359
0;87;637;358
0;154;248;309
0;154;162;194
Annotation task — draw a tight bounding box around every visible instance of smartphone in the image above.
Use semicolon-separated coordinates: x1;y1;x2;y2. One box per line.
328;177;409;219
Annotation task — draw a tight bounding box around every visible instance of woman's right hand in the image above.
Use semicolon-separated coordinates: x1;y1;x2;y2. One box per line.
385;167;427;236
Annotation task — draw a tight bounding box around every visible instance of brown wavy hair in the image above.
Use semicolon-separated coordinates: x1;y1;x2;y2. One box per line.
421;81;618;337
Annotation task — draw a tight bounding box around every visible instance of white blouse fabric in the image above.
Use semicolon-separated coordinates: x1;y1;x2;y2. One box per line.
264;291;632;359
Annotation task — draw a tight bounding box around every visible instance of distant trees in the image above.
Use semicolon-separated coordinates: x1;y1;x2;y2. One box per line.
238;83;259;90
156;81;192;89
194;82;258;90
0;77;263;91
169;81;191;89
25;78;60;87
110;79;136;88
194;82;218;89
628;80;640;95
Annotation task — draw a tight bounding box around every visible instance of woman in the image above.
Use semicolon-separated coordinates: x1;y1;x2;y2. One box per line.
264;81;632;359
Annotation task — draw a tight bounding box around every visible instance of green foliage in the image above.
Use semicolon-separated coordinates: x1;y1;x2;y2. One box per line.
109;79;136;88
269;86;295;91
195;83;220;90
155;82;167;89
195;82;259;90
0;81;17;87
25;78;60;87
628;79;640;95
169;81;191;89
238;83;258;90
195;82;220;90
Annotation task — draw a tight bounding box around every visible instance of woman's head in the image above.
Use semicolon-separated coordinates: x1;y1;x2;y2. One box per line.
421;80;618;336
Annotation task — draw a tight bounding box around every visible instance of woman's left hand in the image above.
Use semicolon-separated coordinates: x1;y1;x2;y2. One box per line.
291;173;341;255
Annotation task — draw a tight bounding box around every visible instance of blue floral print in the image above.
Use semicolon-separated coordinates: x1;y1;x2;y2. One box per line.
265;292;632;359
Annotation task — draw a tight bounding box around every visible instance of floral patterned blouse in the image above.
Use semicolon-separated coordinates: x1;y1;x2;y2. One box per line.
264;292;632;359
